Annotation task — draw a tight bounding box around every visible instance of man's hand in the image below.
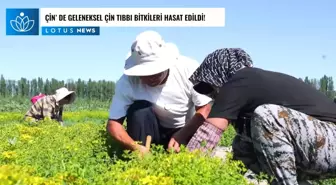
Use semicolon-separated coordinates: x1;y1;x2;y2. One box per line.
134;144;151;159
137;144;150;155
107;119;140;151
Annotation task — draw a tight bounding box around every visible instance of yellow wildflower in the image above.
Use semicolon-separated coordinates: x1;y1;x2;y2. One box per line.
2;151;17;159
21;134;33;141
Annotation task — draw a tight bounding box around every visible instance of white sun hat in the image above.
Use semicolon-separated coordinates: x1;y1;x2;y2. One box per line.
55;87;76;103
165;42;179;58
124;42;179;72
123;31;180;76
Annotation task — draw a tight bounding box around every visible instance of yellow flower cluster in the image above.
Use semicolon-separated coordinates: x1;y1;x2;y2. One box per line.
2;151;17;159
0;111;250;185
0;165;60;185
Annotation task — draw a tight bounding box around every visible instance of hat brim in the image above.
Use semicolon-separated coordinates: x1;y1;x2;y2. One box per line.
56;91;76;103
124;57;176;76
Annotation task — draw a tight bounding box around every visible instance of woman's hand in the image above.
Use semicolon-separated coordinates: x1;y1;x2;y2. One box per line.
167;104;213;153
167;129;190;153
185;118;229;152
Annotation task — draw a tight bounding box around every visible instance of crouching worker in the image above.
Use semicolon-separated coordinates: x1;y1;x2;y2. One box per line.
106;31;212;155
186;48;336;185
25;87;76;125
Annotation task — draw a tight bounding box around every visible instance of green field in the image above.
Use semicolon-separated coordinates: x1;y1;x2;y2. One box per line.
1;97;336;185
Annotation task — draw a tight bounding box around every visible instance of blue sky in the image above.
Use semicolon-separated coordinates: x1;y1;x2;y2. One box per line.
0;0;335;83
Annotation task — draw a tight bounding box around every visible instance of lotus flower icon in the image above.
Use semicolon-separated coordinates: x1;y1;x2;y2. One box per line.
10;12;35;32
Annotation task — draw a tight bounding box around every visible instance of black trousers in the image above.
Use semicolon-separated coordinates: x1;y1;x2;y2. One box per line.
126;100;181;149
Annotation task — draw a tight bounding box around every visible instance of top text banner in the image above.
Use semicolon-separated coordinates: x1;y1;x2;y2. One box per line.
40;8;225;27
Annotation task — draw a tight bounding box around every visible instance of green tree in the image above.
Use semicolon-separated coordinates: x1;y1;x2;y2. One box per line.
38;77;44;93
310;78;319;90
0;75;115;101
0;75;6;96
327;76;335;99
304;76;310;85
319;75;329;95
6;80;13;96
30;78;38;96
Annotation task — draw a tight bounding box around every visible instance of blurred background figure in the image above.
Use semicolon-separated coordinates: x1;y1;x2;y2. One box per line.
25;87;76;125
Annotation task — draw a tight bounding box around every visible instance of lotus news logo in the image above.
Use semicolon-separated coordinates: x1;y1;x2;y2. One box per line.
6;8;39;35
10;12;35;32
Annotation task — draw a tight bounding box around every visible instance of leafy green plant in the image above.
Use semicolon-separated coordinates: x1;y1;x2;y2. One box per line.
218;124;236;147
1;108;336;185
0;115;252;185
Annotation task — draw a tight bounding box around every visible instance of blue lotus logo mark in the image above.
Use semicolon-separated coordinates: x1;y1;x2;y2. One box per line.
10;12;35;32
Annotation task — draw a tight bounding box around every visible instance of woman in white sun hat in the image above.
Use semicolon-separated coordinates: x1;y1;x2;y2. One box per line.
25;87;76;125
106;30;212;155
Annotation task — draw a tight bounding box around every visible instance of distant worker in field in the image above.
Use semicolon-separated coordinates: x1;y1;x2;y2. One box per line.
186;48;336;185
106;30;212;155
25;87;76;125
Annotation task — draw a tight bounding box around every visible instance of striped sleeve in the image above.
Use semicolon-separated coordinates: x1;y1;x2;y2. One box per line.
25;100;43;120
41;97;54;118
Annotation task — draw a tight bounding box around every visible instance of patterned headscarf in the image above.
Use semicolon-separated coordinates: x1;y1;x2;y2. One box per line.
189;48;253;88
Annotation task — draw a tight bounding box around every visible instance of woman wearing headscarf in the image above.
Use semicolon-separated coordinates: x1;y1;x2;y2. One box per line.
186;48;336;185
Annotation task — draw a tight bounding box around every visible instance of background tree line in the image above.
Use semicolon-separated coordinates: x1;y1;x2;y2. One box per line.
299;75;335;99
0;74;335;101
0;75;115;101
